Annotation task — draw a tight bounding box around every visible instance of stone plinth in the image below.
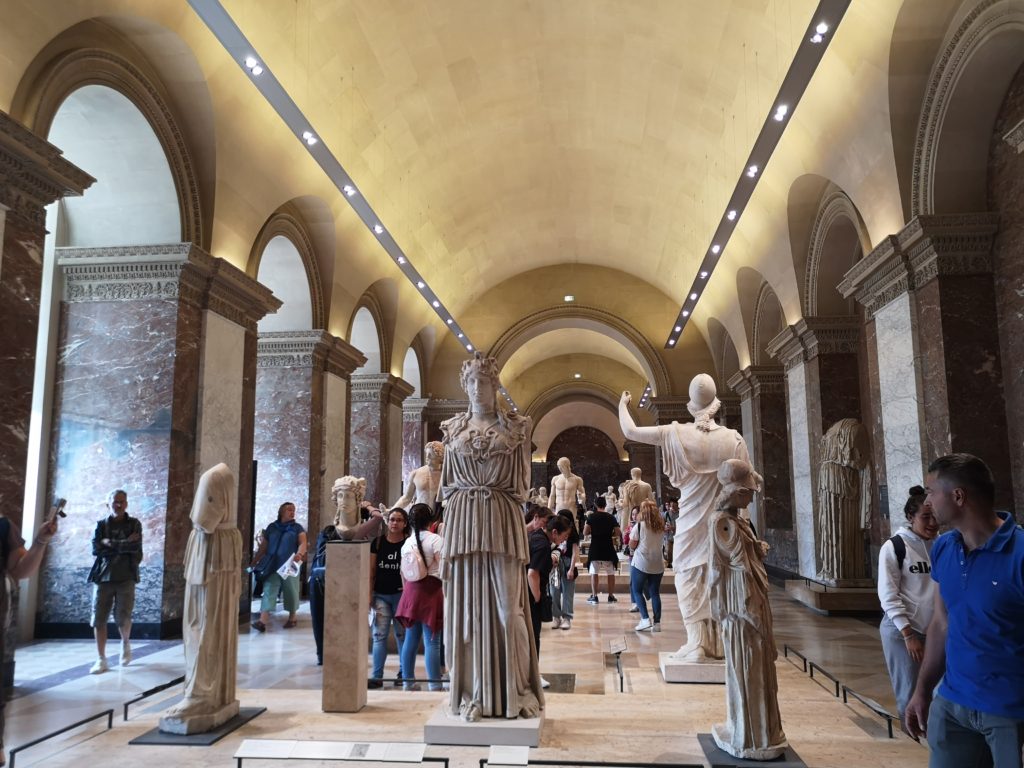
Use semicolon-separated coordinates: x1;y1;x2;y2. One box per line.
322;540;371;713
424;708;543;747
159;700;239;735
659;653;726;684
784;580;880;615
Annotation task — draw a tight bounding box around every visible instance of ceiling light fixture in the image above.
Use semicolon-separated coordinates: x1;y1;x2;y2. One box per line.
700;271;708;278
747;164;759;178
668;339;676;346
301;130;318;146
773;104;789;122
373;224;384;234
674;325;682;332
343;185;356;197
711;244;720;254
682;310;690;317
432;300;440;308
727;210;737;221
690;292;698;300
243;56;263;76
396;255;406;264
457;333;464;339
416;281;425;289
573;373;581;379
446;318;453;325
564;295;575;302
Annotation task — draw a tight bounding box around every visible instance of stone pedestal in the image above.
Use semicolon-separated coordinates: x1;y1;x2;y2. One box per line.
768;317;864;579
659;653;726;684
784;580;880;615
322;540;370;713
349;374;415;504
36;245;278;638
840;214;1014;516
159;700;239;735
424;708;543;747
255;332;364;535
728;367;796;572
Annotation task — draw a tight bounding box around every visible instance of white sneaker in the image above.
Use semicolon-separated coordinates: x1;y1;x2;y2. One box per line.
634;618;653;632
652;623;662;633
628;604;639;613
560;619;571;630
90;658;109;674
551;617;562;629
541;677;551;689
120;641;132;666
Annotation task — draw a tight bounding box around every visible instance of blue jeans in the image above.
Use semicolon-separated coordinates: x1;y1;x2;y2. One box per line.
400;621;442;691
630;566;663;622
927;692;1024;768
550;559;576;620
371;592;406;682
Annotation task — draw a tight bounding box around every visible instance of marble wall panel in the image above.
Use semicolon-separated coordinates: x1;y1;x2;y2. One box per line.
321;373;348;529
874;293;926;522
349;400;385;504
196;311;245;483
862;319;889;538
786;365;817;578
817;354;862;433
386;403;404;504
759;390;793;532
763;528;799;574
402;419;424;484
0;216;45;528
254;365;315;533
989;62;1024;518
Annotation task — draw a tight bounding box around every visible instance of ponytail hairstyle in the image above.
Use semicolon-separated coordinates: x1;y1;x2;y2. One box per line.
903;486;927;522
408;503;434;567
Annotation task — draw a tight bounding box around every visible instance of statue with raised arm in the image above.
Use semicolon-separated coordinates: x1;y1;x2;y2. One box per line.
392;441;444;510
618;374;750;661
550;457;586;514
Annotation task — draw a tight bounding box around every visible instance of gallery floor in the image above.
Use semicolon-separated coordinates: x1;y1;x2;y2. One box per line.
5;585;927;767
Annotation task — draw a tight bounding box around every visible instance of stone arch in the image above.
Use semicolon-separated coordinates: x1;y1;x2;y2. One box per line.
707;317;741;387
912;0;1024;215
532;401;627;463
523;381;622;424
348;301;386;374
805;191;871;316
488;305;671;397
752;283;786;365
401;344;425;397
248;204;326;330
12;32;209;246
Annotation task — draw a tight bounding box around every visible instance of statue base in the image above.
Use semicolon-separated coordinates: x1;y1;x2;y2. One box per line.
158;700;240;735
424;706;543;747
698;733;805;767
784;580;880;616
659;653;725;684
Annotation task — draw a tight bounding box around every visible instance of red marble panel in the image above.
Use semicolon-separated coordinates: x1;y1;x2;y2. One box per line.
349;399;386;504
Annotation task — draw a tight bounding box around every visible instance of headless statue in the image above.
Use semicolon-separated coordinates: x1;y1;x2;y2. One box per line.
619;374;750;661
393;441;444;510
621;468;654;526
550;457;586;514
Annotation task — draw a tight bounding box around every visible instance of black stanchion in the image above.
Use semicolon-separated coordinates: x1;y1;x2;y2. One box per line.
123;675;185;720
9;708;114;768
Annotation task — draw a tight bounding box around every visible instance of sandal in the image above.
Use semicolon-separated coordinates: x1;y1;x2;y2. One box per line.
284;619;297;628
252;619;267;633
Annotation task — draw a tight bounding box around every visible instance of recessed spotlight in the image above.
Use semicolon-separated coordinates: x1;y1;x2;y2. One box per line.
373;224;384;235
416;281;425;289
668;339;676;346
810;33;823;44
573;373;582;379
466;344;473;351
432;300;440;308
302;131;318;146
774;104;789;122
564;295;575;302
682;310;690;317
343;185;357;197
397;256;406;264
711;244;720;254
674;325;682;332
446;318;453;325
251;65;263;76
747;165;758;178
457;333;464;338
816;21;829;35
690;292;698;300
727;210;737;221
700;271;709;279
245;56;258;69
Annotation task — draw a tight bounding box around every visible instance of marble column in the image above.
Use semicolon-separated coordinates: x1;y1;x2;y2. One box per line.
255;331;365;537
718;394;743;434
839;214;1014;516
349;373;415;505
767;317;863;578
0;112;92;529
728;366;795;572
401;397;432;483
37;244;278;638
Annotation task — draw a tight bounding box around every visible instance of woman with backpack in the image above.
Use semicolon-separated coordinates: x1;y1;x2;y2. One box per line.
396;503;444;691
877;486;939;732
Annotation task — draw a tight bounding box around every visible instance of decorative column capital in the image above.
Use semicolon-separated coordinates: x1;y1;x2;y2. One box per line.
727;366;786;400
767;316;860;371
325;336;367;379
57;243;281;330
350;373;415;406
257;330;333;369
0;111;94;232
839;213;998;317
648;396;689;425
403;397;433;422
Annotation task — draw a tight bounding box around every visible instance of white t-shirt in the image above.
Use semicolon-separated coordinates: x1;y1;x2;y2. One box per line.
401;530;444;579
629;521;665;575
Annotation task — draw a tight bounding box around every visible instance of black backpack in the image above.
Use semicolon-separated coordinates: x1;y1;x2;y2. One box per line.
888;534;906;571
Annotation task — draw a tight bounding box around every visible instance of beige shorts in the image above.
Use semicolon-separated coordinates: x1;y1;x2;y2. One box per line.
91;581;136;628
588;560;616;576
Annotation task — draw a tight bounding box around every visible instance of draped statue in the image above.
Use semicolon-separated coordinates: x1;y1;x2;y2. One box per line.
816;418;872;585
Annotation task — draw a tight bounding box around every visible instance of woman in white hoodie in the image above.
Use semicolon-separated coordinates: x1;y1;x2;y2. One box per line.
877;486;939;728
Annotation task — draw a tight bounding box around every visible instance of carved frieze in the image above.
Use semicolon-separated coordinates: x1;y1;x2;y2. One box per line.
648;396;689;425
350;373;415;407
403;397;433;422
767;317;860;371
727;366;786;401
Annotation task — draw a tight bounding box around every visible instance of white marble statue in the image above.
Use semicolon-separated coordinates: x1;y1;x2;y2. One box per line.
709;458;787;760
550;457;586;514
621;467;655;521
393;441;444;509
619;374;750;661
159;462;243;734
817;418;872;585
330;475;384;540
602;485;618;516
536;487;551;509
441;353;541;721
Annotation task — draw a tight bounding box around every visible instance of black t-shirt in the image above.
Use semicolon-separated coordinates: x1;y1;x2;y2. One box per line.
586;511;618;562
528;529;553;602
371;536;404;595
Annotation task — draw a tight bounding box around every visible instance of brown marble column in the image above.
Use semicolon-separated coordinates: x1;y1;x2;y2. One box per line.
840;214;1014;515
768;317;863;578
728;366;796;572
37;244;278;638
401;397;432;484
255;331;365;538
348;373;415;505
0;112;92;528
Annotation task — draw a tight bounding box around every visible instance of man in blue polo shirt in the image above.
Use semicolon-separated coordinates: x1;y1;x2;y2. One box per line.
905;453;1024;767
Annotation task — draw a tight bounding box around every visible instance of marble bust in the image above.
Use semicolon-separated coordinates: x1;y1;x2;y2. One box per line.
537;486;551;509
817;418;872;585
330;475;384;540
393;440;444;509
619;374;750;661
550;457;586;513
709;458;787;760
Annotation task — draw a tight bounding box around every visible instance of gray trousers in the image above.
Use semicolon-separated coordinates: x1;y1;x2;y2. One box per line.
879;616;920;718
927;693;1024;768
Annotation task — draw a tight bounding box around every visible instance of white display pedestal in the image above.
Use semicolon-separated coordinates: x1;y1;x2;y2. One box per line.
659;652;726;684
322;540;371;713
423;706;544;747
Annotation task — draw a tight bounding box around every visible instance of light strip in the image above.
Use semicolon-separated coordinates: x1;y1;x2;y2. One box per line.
187;0;483;370
664;0;851;348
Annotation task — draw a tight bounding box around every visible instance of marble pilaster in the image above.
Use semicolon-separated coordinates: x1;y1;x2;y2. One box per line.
839;213;1013;515
728;366;796;572
402;397;432;482
0;111;92;528
37;244;278;638
718;395;742;433
349;373;415;504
